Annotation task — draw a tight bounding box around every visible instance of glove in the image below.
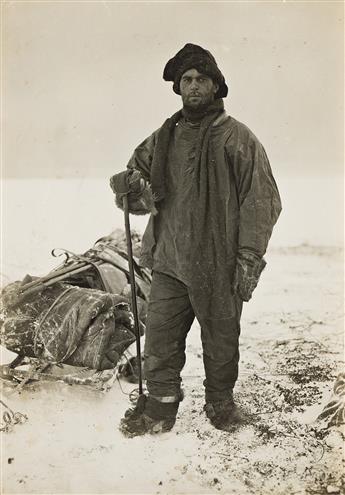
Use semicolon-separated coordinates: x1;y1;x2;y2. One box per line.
110;169;156;216
232;253;266;302
109;169;146;195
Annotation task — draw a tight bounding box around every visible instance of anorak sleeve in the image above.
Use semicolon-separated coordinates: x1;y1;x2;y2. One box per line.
126;131;158;181
110;130;159;216
226;123;282;259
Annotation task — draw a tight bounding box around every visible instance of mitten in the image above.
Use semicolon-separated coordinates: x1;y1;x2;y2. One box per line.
109;169;146;195
109;170;156;215
232;253;266;302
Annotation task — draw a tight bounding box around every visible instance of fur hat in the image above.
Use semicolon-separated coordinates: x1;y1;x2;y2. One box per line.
163;43;228;99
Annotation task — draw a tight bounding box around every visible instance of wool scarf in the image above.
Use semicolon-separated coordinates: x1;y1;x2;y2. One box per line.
150;98;232;299
150;98;224;202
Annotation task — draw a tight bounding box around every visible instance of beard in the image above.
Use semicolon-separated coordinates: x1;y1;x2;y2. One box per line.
181;93;217;122
182;92;215;112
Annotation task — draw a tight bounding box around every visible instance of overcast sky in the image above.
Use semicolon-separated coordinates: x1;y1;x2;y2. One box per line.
3;1;344;178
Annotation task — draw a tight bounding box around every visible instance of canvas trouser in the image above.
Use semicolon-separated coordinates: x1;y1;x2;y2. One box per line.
144;271;243;404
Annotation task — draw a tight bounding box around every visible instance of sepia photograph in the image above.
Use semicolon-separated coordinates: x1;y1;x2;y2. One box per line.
1;1;344;494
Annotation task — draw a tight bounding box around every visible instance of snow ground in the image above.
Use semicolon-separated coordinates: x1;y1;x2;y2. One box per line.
1;246;344;495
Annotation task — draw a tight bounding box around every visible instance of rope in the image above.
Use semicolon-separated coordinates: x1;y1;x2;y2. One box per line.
0;400;28;433
116;376;146;405
33;286;74;357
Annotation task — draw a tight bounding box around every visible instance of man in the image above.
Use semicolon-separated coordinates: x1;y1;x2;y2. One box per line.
110;43;282;437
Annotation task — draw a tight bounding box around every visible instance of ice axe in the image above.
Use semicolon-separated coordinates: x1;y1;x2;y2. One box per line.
122;194;144;399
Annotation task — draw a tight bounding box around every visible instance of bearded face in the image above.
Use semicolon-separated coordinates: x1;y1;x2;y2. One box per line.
179;68;219;110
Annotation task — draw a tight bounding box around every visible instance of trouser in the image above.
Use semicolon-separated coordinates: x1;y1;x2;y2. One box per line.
144;271;243;404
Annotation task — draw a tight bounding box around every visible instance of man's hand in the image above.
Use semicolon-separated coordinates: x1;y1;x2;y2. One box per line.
232;254;266;302
110;169;146;195
128;170;147;193
110;169;156;215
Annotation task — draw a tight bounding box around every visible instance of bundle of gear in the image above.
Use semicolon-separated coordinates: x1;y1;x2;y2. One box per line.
0;230;151;386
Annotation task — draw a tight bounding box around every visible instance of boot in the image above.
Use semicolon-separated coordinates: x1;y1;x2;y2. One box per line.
119;395;179;438
204;396;248;432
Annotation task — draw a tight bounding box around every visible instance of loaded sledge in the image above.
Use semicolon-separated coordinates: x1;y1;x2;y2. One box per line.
0;229;151;390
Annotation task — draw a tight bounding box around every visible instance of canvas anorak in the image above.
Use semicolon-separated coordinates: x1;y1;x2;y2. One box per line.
124;110;281;317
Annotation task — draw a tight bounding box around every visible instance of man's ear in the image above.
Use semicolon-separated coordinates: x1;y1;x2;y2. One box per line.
213;82;219;95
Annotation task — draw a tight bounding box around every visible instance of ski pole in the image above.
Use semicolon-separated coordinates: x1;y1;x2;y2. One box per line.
123;194;143;396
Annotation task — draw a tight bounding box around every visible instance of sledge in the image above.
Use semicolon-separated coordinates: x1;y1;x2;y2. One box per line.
0;229;150;390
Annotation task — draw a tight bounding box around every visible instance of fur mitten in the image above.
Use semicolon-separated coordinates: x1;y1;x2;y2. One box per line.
110;170;157;216
233;253;266;302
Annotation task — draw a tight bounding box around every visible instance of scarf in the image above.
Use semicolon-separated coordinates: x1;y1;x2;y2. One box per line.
150;98;224;202
151;98;230;301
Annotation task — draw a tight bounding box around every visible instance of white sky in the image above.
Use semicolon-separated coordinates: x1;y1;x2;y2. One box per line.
2;1;344;178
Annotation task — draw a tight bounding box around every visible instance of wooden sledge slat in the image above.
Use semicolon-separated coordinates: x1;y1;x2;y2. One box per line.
0;364;118;389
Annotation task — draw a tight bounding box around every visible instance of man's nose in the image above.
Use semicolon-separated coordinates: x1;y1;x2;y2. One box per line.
190;79;199;90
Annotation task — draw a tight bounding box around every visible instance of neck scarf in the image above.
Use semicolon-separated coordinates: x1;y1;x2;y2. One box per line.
150;98;224;202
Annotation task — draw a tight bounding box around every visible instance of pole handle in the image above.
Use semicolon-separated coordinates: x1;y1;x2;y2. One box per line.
123;195;143;395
